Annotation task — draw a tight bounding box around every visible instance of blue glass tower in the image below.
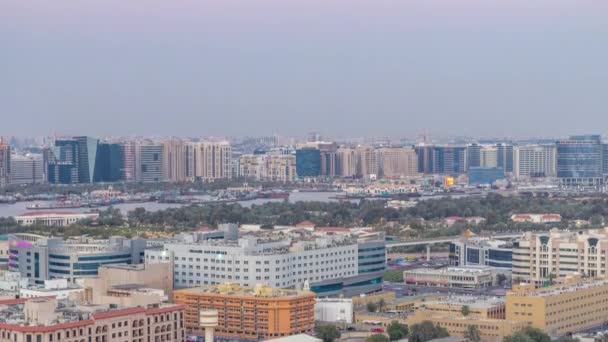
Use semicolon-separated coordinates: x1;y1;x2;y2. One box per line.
556;135;603;188
296;148;321;177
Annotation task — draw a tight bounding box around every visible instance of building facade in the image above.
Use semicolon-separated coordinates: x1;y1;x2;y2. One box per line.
514;145;557;178
512;229;608;284
403;267;494;288
0;297;185;342
376;147;418;179
0;141;11;187
145;232;385;297
449;238;513;270
556;135;604;188
9;154;44;185
8;234;146;284
140;142;164;183
174;283;315;340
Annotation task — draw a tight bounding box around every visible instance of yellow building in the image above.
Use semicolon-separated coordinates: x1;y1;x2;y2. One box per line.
506;275;608;337
406;296;525;341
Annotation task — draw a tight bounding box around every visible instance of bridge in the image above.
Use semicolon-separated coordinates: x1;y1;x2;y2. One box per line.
385;232;527;261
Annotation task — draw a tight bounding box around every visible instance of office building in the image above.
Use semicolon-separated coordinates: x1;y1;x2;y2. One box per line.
496;143;514;173
174;283;315;340
416;145;467;175
186;141;232;181
140;142;164;183
0;141;10;187
9;154;44;185
74;136;99;183
468;167;505;185
295;147;321;177
480;145;498;168
506;276;608;337
556;135;604;188
355;146;377;179
296;142;337;177
449;238;513;270
466;143;481;170
376;147;418;179
403;267;494;288
47;138;80;184
145;230;385;297
514;145;557;178
512;228;608;284
162;139;187;182
93;142;124;183
0;297;185;342
336;147;357;178
8;234;146;284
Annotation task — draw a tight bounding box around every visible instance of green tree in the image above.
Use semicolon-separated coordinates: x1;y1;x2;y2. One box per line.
383;270;404;283
409;321;449;342
315;325;341;342
387;321;409;341
366;334;390;342
464;325;481;342
503;332;535;342
366;301;378;313
590;215;604;226
377;298;387;312
461;305;471;316
520;327;550;342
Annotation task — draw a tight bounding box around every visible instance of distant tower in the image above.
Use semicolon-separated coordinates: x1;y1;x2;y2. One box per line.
199;309;219;342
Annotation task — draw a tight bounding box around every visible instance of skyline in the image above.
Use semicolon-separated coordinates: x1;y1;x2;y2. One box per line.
3;0;608;138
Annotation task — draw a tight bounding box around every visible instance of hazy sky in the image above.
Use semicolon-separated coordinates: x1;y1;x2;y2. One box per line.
2;0;608;139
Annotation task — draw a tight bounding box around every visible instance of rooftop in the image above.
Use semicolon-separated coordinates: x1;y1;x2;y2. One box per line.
426;295;505;308
175;283;314;299
510;278;608;298
404;267;493;275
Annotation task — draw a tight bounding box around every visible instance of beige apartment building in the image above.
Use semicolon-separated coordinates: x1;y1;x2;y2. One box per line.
512;228;608;284
336;147;357;178
377;147;418;179
355;146;377;179
162;139;187;182
239;154;295;182
186;141;232;181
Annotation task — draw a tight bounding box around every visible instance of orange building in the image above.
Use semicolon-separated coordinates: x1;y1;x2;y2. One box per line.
174;283;315;340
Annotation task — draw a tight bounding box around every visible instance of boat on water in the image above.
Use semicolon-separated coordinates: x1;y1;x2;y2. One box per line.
26;200;85;210
258;191;290;199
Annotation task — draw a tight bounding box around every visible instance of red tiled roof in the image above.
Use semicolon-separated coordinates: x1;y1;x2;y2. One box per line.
92;307;146;319
296;220;315;228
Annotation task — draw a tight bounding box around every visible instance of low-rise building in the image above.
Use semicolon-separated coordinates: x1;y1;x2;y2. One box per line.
314;298;353;324
403;267;494;289
510;213;562;224
19;278;84;300
407;296;525;341
15;211;99;227
449;237;513;270
174;283;316;340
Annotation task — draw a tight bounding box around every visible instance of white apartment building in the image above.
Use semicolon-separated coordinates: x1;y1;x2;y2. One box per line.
514;145;556;178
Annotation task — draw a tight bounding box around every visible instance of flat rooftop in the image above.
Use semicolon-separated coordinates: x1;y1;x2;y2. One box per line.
404;267;492;275
175;283;313;298
426;295;505;308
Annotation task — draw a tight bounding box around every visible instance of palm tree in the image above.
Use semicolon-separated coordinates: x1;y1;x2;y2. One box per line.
464;325;481;342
